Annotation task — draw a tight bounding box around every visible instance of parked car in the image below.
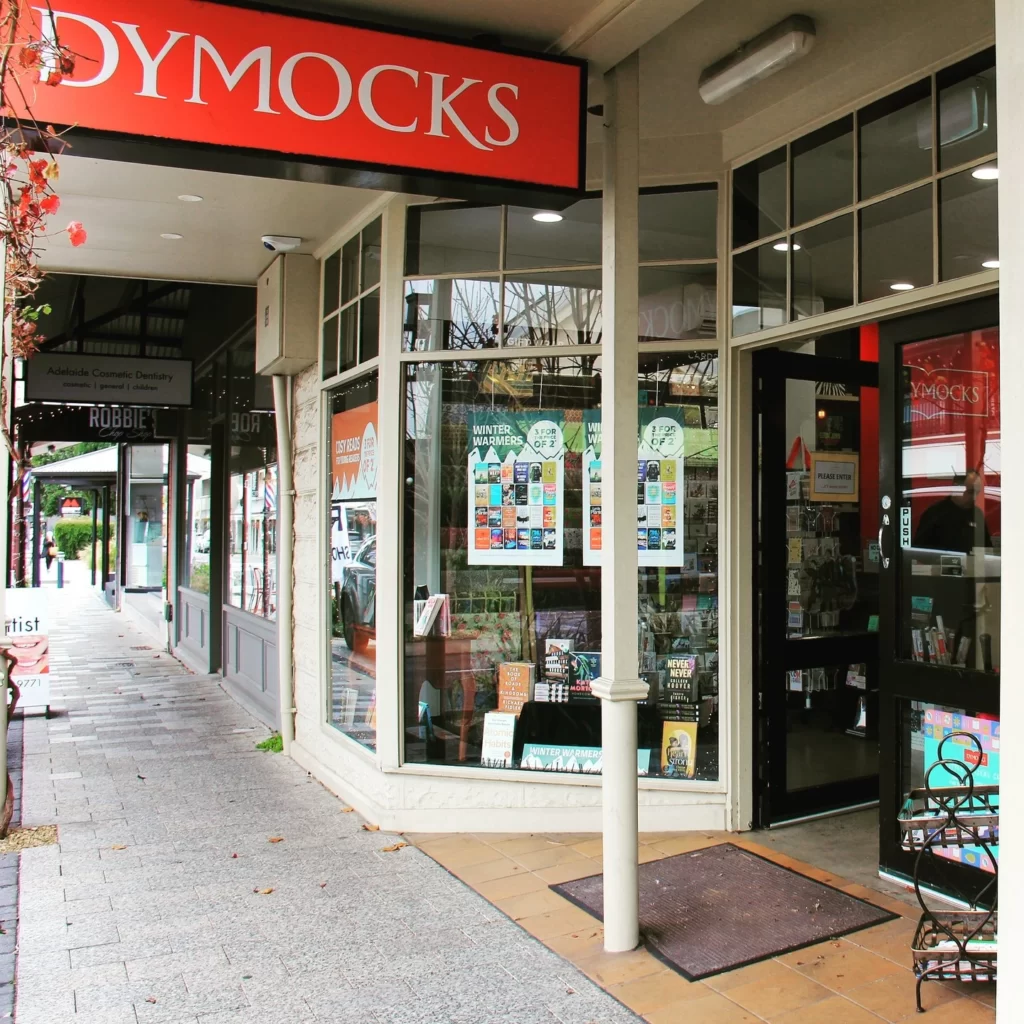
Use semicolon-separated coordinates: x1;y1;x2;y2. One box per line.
340;535;376;651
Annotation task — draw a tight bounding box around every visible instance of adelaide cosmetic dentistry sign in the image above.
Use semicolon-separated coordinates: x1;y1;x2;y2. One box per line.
583;408;686;567
4;589;50;710
467;412;565;566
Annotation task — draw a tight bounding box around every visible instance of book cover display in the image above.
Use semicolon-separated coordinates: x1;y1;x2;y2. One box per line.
582;407;689;568
467;411;565;566
661;722;698;779
922;709;999;873
521;744;652;775
567;651;601;701
481;711;517;768
498;661;535;715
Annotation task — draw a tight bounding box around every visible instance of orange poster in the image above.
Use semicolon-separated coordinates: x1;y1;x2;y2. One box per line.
331;403;379;501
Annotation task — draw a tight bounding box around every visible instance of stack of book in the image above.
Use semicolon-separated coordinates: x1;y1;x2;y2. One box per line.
658;654;699;722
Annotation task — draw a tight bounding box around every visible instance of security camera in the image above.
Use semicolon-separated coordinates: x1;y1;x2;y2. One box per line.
261;235;302;253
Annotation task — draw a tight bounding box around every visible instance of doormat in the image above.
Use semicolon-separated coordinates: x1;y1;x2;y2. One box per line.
552;843;898;980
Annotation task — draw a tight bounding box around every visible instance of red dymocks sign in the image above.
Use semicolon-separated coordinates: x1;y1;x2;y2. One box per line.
15;0;586;197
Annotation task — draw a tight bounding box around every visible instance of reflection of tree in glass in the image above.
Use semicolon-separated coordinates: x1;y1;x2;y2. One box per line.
503;279;602;346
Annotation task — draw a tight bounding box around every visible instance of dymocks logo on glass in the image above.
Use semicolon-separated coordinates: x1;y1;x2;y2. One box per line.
16;0;584;190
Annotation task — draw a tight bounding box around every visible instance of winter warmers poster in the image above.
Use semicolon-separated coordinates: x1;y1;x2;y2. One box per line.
467;411;565;566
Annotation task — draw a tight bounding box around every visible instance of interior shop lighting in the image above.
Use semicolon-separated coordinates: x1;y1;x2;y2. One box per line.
178;194;204;202
160;233;183;240
972;165;998;180
698;15;816;106
532;211;563;223
890;282;915;291
773;242;801;251
982;260;1000;269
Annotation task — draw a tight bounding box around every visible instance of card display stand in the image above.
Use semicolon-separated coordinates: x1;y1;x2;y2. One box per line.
898;731;997;1012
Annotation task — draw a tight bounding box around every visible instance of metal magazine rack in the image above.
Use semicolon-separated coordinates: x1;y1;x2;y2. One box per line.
898;731;997;1012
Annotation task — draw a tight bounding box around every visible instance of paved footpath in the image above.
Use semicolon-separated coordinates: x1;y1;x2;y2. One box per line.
14;588;640;1024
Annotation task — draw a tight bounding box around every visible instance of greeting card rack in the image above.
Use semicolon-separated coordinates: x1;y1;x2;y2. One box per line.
898;731;998;1012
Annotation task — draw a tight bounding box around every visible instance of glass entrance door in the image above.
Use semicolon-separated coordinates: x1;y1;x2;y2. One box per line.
878;297;1000;899
754;344;880;825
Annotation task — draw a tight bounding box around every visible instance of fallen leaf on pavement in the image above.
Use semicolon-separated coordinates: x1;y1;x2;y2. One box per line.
361;824;379;832
268;837;285;843
145;996;157;1004
380;842;408;853
340;806;354;813
254;888;274;895
319;882;327;888
111;844;127;851
137;775;146;780
231;853;238;859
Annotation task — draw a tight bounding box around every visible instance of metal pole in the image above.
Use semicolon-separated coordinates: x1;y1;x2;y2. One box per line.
90;490;98;587
591;51;645;954
272;374;295;754
32;478;41;587
102;483;110;600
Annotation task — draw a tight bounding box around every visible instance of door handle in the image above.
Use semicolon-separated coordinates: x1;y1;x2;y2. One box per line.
878;525;890;569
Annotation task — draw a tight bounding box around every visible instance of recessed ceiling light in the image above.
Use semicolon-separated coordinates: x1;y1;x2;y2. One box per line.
890;282;915;291
972;165;998;180
982;259;1000;269
773;242;801;251
178;194;204;202
160;232;183;240
532;212;563;223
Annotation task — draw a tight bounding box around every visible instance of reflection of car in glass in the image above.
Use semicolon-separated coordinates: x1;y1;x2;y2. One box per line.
340;536;376;650
194;530;210;554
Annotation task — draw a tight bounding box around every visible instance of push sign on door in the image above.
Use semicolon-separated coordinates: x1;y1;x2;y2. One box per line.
900;506;912;547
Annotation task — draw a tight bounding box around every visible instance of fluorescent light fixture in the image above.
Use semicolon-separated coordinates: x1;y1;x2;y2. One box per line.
699;15;816;106
773;242;801;252
982;259;1000;269
532;211;563;223
178;194;204;202
160;232;183;240
972;164;998;180
890;282;915;291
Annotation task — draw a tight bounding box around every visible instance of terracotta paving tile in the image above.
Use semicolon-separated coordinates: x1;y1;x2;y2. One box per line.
643;991;765;1023
649;834;723;857
416;836;503;869
489;835;561;857
538;832;597;846
843;919;919;965
545;925;607;961
475;870;550;901
493;887;566;921
967;982;997;1007
515;906;599;941
768;992;885;1023
571;838;605;858
901;996;995;1024
837;882;916;919
607;968;708;1014
843;969;962;1021
575;948;665;988
780;939;904;992
706;959;833;1018
535;860;599;885
474;832;532;844
450;856;530;885
512;844;591;871
637;845;667;864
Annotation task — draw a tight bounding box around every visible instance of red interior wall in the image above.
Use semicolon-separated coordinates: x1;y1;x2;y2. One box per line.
859;324;880;549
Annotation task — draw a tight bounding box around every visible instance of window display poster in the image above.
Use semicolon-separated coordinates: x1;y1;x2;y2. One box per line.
331;403;379;584
5;588;49;709
922;708;999;873
583;407;686;567
467;411;565;566
521;743;651;775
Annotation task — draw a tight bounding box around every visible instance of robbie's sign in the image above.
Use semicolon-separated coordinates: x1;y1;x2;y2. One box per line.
16;0;585;196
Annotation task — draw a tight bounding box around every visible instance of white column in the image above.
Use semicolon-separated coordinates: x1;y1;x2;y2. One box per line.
374;196;408;771
591;50;647;955
996;4;1021;1019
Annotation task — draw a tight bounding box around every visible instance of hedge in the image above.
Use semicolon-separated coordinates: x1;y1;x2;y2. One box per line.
53;519;95;560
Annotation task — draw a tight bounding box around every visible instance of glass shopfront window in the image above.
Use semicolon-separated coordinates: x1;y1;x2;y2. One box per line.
225;341;277;620
405;188;719;352
327;374;378;750
401;354;720;781
731;47;996;338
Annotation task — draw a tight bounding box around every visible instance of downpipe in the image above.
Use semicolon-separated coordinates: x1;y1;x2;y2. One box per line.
272;375;296;755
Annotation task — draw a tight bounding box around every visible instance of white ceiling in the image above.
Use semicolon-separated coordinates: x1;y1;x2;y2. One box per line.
39;157;379;284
